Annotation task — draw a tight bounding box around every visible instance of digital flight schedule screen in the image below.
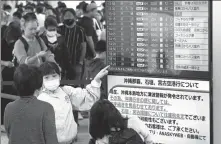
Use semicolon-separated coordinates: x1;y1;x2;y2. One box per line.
106;1;211;80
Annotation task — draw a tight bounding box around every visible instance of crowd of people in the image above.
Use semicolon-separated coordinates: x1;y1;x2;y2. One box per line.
1;1;107;126
1;1;106;84
1;1;153;144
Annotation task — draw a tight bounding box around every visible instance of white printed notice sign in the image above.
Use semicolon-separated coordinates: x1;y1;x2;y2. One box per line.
107;75;210;144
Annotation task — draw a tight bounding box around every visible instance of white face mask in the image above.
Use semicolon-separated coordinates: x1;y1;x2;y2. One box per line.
43;78;60;91
46;30;57;43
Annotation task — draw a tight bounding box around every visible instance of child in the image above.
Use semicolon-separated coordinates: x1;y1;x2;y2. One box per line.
4;64;58;144
37;61;109;144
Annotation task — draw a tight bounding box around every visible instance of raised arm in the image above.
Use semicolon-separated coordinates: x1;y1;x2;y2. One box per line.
62;66;109;111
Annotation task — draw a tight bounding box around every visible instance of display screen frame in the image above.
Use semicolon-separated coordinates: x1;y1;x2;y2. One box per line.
106;0;212;81
106;1;213;144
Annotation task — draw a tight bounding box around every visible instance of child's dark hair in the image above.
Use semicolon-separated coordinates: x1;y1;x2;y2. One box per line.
13;64;43;96
39;62;61;76
89;100;127;140
13;11;22;19
95;40;106;53
44;16;58;29
23;12;37;22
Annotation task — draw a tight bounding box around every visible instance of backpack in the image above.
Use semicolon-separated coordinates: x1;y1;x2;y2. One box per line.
13;36;44;66
109;128;145;144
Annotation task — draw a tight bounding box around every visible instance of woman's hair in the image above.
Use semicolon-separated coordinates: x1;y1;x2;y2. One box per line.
44;16;58;28
13;64;43;96
89;100;127;140
23;12;37;22
39;62;61;76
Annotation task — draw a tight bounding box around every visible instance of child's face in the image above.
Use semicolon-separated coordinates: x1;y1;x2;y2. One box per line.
24;20;38;38
43;73;61;91
43;73;60;81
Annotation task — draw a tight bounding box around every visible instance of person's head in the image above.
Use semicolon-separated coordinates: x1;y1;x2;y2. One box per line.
1;11;9;26
57;2;66;12
63;8;76;27
76;5;82;18
13;64;43;97
22;12;38;38
36;6;44;14
89;100;127;140
44;16;58;37
82;3;98;18
17;7;24;15
13;11;22;24
45;7;57;18
39;62;61;91
95;40;106;60
3;4;12;13
24;5;34;14
95;11;102;22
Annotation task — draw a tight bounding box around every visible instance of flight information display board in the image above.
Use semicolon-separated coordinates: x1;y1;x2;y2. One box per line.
106;1;210;80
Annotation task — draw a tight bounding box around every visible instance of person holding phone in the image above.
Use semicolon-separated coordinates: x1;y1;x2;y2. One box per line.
13;12;56;67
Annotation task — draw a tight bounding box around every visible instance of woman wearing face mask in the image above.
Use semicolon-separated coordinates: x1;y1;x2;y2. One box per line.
37;61;109;144
40;16;74;80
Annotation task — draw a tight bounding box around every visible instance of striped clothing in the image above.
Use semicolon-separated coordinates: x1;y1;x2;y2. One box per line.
58;25;86;66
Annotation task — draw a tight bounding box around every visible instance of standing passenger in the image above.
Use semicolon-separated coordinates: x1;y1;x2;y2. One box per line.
4;64;59;144
58;8;87;80
13;12;56;67
37;62;109;144
79;3;98;60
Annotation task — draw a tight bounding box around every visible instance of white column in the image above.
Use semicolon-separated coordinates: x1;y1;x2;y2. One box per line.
213;1;221;144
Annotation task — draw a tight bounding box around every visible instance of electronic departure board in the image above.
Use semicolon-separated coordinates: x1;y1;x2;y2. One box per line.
106;1;211;80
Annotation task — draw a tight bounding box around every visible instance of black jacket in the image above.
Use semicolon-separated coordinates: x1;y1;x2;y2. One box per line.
40;33;74;79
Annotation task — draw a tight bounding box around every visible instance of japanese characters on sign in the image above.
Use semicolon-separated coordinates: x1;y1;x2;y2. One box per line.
108;75;210;144
106;1;210;79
